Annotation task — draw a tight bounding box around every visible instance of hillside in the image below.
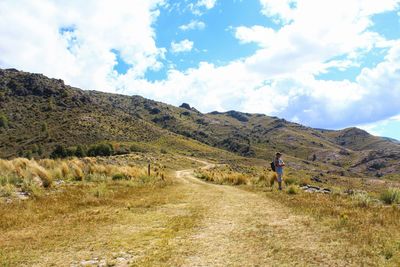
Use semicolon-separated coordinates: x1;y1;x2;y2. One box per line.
0;68;399;178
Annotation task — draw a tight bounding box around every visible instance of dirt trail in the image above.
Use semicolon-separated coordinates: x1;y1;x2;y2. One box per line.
169;159;359;267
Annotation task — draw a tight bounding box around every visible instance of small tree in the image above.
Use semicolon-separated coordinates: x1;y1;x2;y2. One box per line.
75;145;86;157
50;145;67;158
37;145;43;156
24;150;32;159
87;143;114;157
66;147;76;157
32;144;39;154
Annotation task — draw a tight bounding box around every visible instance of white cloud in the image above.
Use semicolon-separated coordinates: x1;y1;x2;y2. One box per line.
196;0;217;9
236;1;400;79
120;1;400;130
179;20;206;31
170;39;194;53
0;0;165;92
259;0;297;24
189;0;217;15
358;114;400;139
235;25;276;47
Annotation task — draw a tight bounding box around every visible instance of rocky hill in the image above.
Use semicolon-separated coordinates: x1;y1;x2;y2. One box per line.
0;68;399;178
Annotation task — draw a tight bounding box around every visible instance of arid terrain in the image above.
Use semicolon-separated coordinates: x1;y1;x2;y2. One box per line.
1;69;400;266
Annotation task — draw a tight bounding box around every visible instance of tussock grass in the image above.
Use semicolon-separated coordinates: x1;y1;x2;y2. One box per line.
284;177;297;186
380;188;400;205
0;175;183;266
196;164;285;188
195;166;250;185
351;192;373;208
286;185;298;195
0;157;168;198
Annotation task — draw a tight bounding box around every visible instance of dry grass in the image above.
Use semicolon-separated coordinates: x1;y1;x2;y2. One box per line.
198;163;400;265
195;164;280;187
195;166;249;185
0;177;193;266
0;157;168;199
0;155;195;266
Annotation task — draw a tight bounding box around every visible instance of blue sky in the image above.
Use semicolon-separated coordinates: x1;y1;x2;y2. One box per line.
1;0;400;140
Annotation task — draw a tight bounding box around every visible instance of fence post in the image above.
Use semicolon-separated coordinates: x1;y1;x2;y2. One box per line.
147;163;151;176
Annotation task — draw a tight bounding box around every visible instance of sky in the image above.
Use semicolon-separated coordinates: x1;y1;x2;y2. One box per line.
0;0;400;140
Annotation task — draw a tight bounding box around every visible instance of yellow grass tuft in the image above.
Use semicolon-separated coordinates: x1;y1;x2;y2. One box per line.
0;157;161;197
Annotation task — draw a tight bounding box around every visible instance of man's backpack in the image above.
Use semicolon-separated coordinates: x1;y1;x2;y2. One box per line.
270;161;276;172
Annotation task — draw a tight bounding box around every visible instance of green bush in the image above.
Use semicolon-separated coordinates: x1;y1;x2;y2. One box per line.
285;177;297;185
75;145;86;157
87;143;114;157
112;173;127;180
24;150;33;159
380;188;400;205
50;145;68;158
130;144;146;153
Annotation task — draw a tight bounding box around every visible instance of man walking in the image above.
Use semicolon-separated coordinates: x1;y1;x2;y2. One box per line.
275;152;285;190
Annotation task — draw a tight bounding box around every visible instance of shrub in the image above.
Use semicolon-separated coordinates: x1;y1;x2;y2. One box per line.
75;145;86;158
0;184;14;197
160;149;167;154
130;144;146;153
37;145;43;156
66;148;76;157
285;177;297;185
380;188;400;205
23;150;33;159
87;143;114;157
112;173;127;180
287;185;298;195
352;192;372;208
51;145;68;159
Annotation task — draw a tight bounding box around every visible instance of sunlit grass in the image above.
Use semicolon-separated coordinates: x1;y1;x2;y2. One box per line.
0;157;168;199
195;162;400;264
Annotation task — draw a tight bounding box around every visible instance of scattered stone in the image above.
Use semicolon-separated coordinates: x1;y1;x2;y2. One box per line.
72;252;135;267
55;179;65;186
300;185;331;194
76;258;107;267
16;191;29;200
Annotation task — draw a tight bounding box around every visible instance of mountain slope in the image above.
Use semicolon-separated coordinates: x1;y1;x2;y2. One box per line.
0;68;399;178
0;68;235;160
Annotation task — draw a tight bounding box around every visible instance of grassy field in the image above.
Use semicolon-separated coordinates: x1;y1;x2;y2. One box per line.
195;162;400;265
1;153;400;265
0;154;207;266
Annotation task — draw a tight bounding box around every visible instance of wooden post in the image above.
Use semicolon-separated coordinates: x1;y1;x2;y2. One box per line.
147;163;151;176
